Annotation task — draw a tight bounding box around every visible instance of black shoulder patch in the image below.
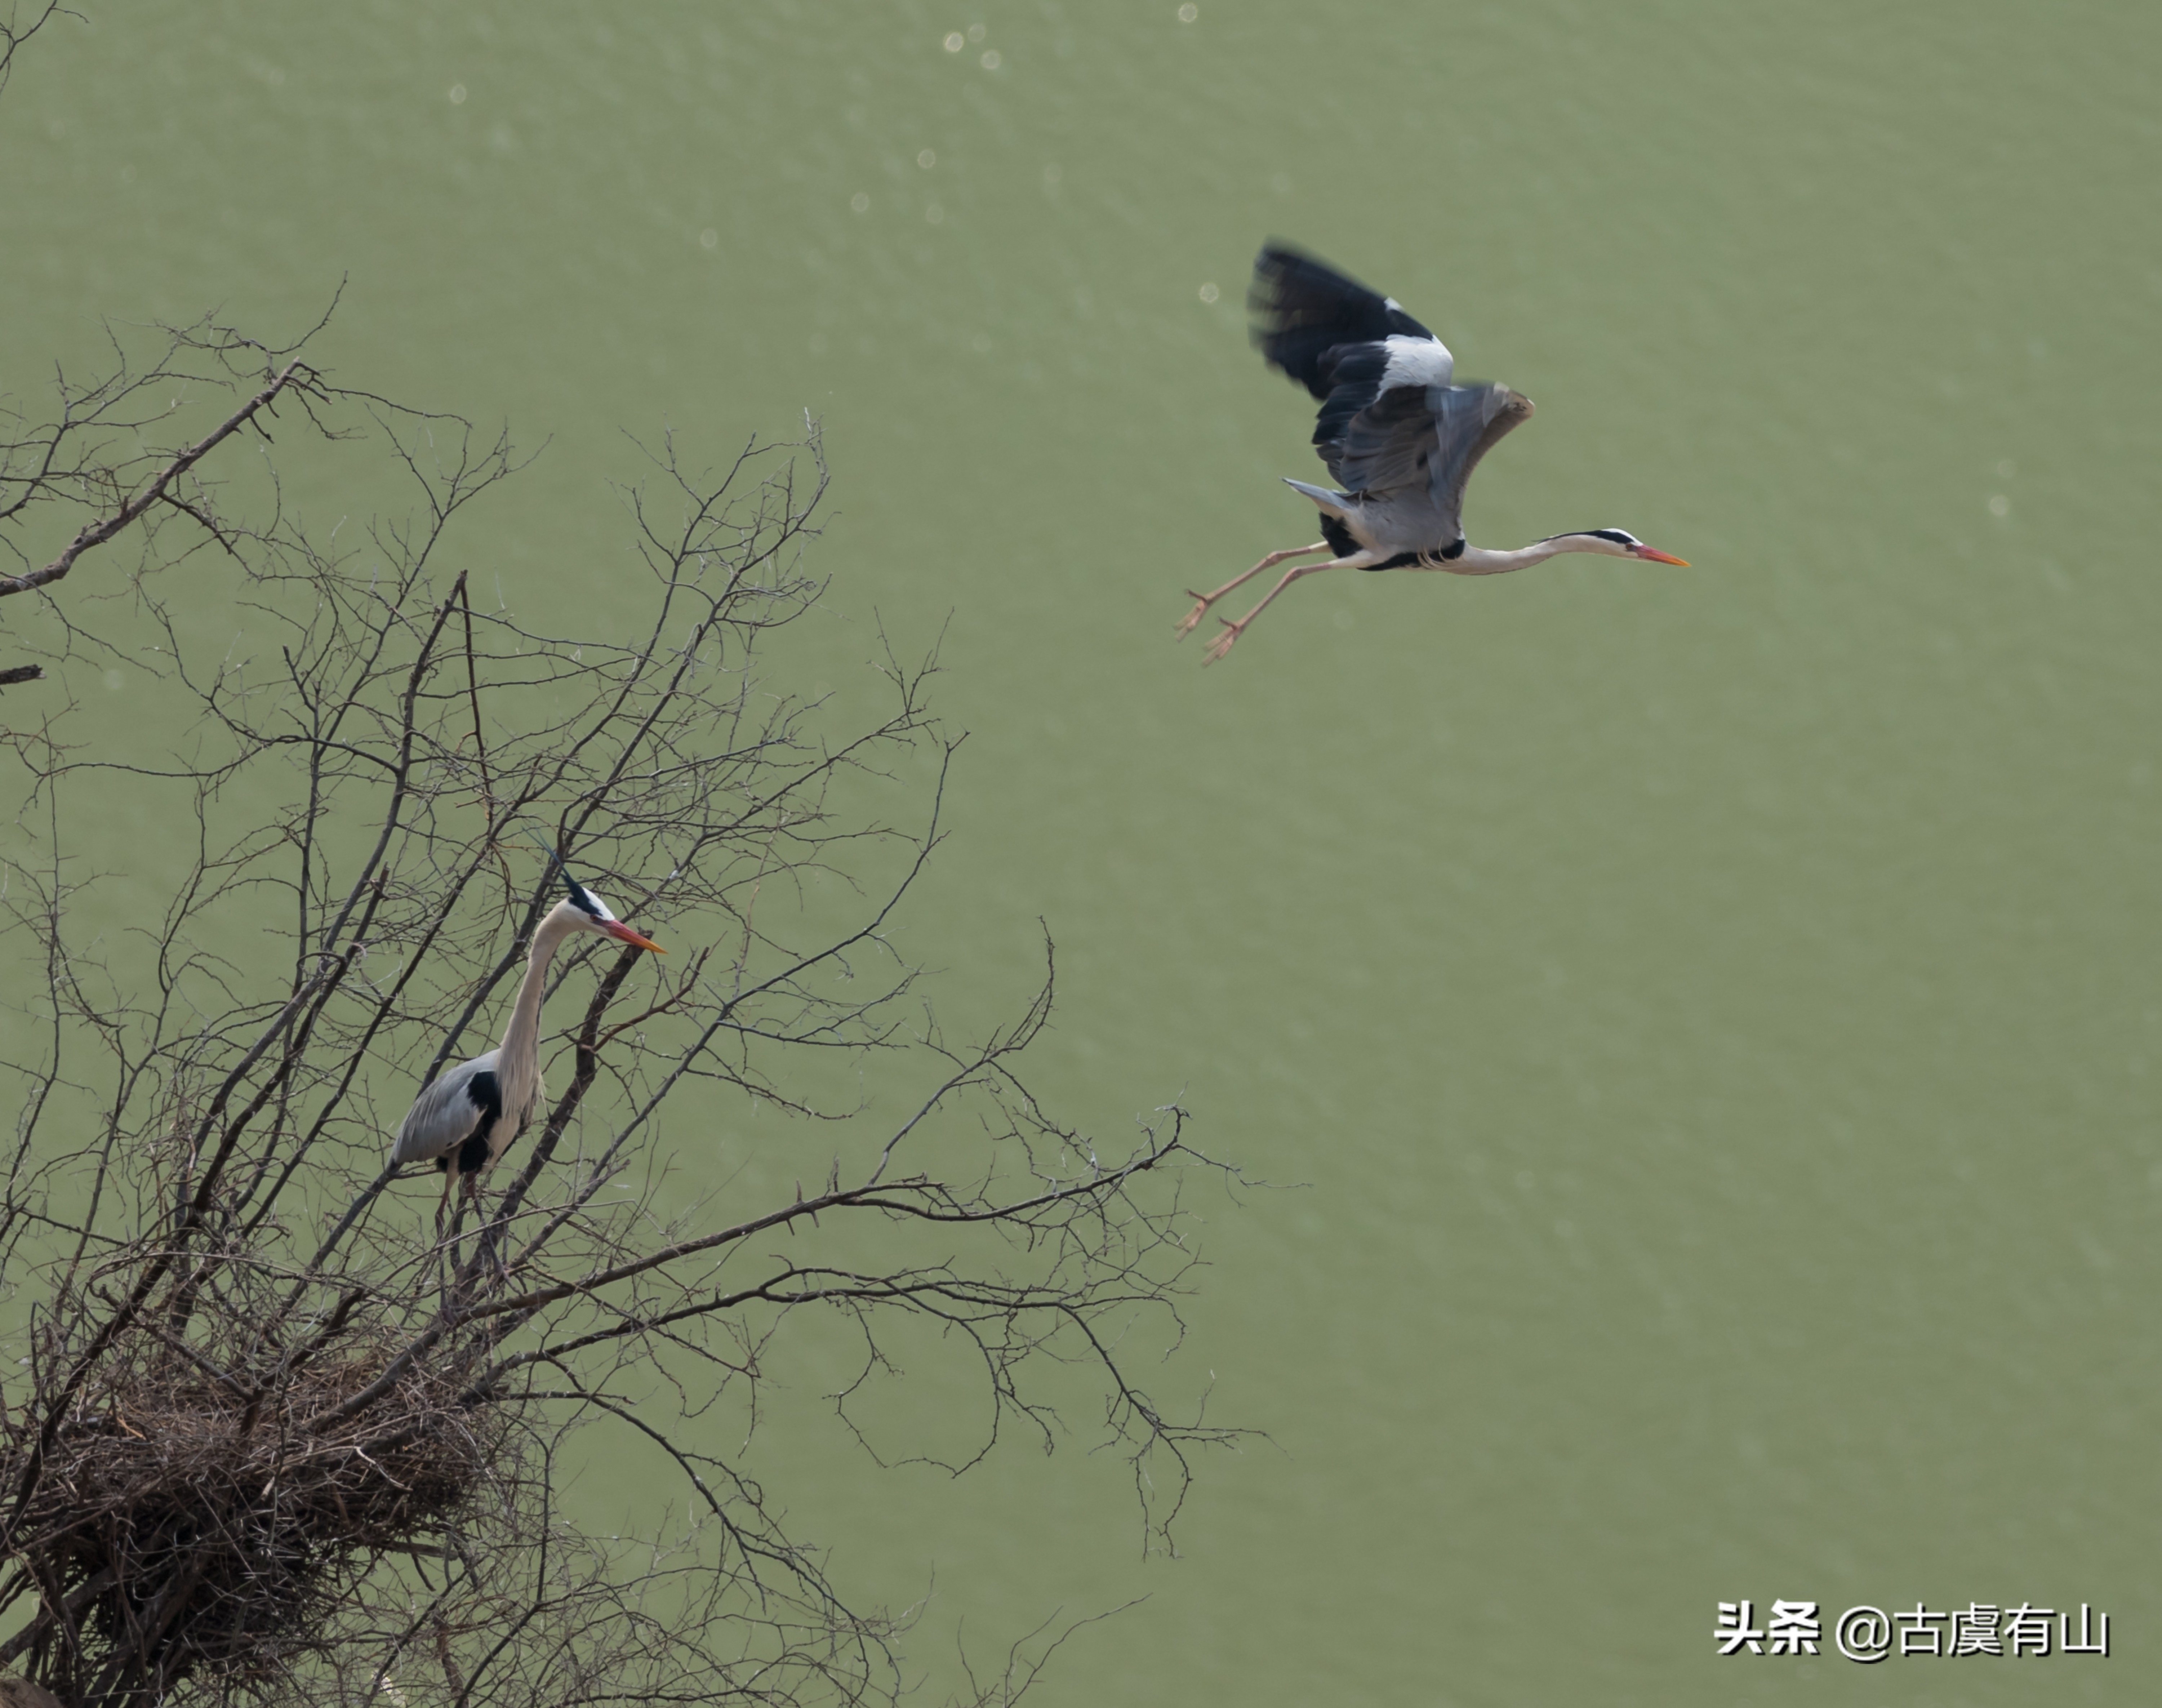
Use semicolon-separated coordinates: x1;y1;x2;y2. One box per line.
1318;512;1360;560
1364;537;1462;572
456;1069;504;1177
466;1068;503;1120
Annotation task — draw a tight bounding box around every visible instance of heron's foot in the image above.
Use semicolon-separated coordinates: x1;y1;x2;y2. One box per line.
1202;619;1245;665
1174;593;1214;640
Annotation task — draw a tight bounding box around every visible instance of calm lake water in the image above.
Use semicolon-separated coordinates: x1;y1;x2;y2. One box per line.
5;3;2162;1702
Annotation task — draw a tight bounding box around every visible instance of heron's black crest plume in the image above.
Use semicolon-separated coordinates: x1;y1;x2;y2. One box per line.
528;834;602;918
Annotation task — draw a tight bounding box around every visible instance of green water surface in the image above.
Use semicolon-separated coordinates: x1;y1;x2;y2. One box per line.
5;3;2162;1703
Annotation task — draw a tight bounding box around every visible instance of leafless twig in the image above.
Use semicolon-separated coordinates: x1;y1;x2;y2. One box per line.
0;334;1243;1705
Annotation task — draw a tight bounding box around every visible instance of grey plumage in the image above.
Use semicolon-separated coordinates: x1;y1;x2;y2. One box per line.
1177;241;1687;663
1333;382;1531;554
388;1053;515;1173
1250;243;1532;559
390;867;664;1237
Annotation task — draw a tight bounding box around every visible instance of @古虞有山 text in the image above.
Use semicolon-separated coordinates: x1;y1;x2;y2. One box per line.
1716;1601;2110;1661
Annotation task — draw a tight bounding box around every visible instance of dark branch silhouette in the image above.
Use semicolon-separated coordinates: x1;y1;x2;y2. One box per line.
0;130;1242;1708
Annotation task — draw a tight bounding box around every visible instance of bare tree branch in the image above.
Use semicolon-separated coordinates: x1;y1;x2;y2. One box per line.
0;329;1245;1707
0;360;313;601
0;2;69;100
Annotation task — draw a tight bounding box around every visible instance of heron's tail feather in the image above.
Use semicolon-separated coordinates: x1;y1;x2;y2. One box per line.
1282;478;1351;515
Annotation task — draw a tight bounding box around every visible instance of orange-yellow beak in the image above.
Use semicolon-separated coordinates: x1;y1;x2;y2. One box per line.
1631;546;1691;566
605;921;666;953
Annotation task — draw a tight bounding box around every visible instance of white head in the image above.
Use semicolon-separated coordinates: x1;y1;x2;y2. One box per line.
1546;528;1690;564
544;860;664;953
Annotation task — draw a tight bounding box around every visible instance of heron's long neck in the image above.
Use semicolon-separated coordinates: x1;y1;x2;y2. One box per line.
495;911;574;1106
1451;537;1582;576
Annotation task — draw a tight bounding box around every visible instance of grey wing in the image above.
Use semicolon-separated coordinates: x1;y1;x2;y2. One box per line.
1325;381;1531;549
389;1052;495;1167
1325;383;1445;498
1425;384;1534;537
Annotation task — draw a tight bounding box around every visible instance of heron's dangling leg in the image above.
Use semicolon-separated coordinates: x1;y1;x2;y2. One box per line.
465;1171;511;1285
1176;543;1328;640
1203;552;1379;664
429;1166;461;1306
433;1170;488;1304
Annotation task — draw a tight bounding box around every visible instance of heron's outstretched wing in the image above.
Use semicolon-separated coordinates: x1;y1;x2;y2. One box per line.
1426;384;1534;531
1250;244;1531;544
1321;382;1532;541
389;1053;497;1167
1249;243;1434;400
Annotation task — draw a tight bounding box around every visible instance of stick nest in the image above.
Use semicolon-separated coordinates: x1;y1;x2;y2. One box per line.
3;1333;495;1688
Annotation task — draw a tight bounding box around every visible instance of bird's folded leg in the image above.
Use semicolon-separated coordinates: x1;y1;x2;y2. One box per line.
1176;542;1327;639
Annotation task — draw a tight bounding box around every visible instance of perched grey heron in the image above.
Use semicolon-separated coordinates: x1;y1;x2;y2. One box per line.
1177;243;1689;663
391;856;663;1236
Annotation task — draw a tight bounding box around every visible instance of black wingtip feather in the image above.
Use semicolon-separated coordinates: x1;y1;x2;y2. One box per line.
1309;343;1393;449
1249;242;1433;399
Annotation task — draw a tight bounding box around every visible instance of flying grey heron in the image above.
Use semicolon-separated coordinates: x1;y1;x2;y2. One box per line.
390;855;663;1236
1177;243;1689;663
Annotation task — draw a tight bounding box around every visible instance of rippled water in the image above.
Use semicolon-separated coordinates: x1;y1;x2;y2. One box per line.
6;3;2162;1702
